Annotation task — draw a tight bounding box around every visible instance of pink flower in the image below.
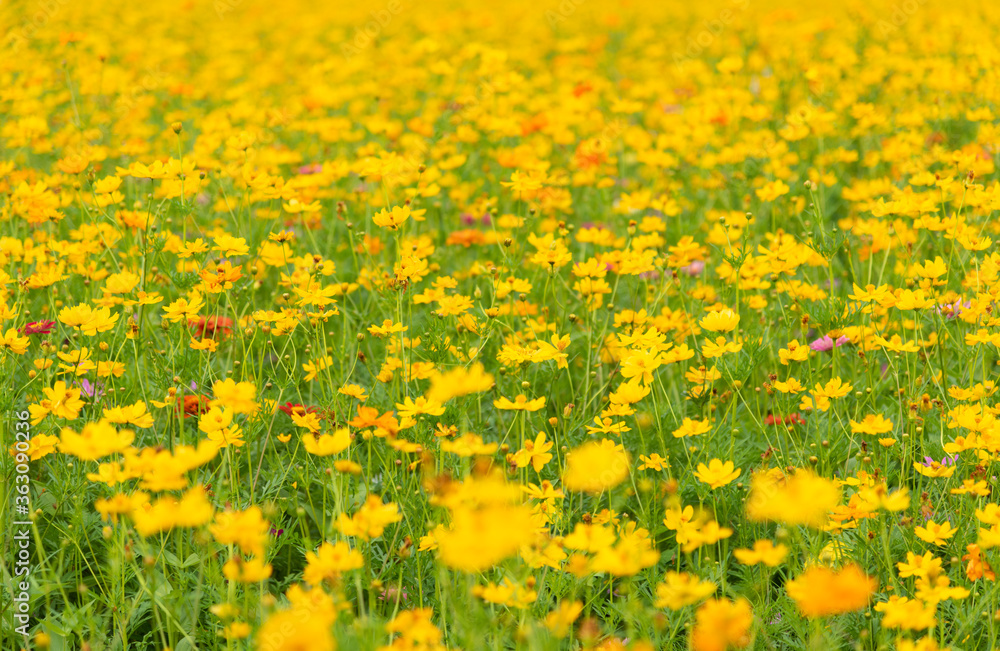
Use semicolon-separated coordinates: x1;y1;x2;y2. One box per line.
936;299;970;320
809;335;849;352
379;587;408;603
20;320;55;336
680;260;704;276
80;379;105;398
296;163;323;175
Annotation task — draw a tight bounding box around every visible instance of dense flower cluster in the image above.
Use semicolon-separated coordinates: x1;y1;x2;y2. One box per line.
4;0;1000;648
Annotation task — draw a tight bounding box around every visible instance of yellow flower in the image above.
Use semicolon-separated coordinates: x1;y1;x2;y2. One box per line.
590;529;660;576
849;414;894;435
440;433;497;457
654;572;716;610
302;355;334;382
813;377;852;399
212;234;250;257
210;378;258;415
303;541;364;584
291;411;323;433
368;319;407;337
914;520;957;546
672;418;712;438
786;564;877;618
436;503;536;572
130;486;213;536
336;495;402;540
396;396;446;418
733;540;788;567
425;363;495;402
58;304;119;335
190;337;218;351
223;556;272;582
500;170;544;197
975;504;1000;525
30;381;85;424
198;406;244;448
637;453;668;471
511;431;554;472
544;600;583;638
747;469;841;528
222;621;251;640
338;384;369;401
874;597;937;631
756;179;790;201
302;429;352;456
690;598;753;651
256;607;335;651
209;507;269;557
702;336;743;358
372;205;411;230
874;334;920;353
472;580;538;609
779;340;810;365
59;421;135;461
95;491;149;525
699;309;740;333
693;459;740;490
0;328;30;355
681;520;733;553
619;348;664;384
773;377;805;393
10;433;59;461
493;394;546;411
913;461;956;479
562;439;629;493
102;401;155;428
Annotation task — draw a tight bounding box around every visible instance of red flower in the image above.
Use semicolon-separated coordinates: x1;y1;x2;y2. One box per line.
189;316;233;339
176;394;211;418
766;412;805;427
20;320;56;336
278;402;318;417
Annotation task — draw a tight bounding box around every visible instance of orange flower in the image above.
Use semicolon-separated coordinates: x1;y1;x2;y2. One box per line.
786;565;876;617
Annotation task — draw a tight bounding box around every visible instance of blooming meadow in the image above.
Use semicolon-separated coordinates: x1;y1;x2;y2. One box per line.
3;0;1000;648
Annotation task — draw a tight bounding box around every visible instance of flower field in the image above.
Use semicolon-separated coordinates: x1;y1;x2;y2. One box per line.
4;0;1000;648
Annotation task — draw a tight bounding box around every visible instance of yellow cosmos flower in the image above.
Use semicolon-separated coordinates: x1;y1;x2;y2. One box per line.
693;459;741;490
914;520;957;546
654;572;716;610
849;414;894;435
699;309;740;333
494;394;546;411
372;205;411;230
302;428;351;456
562;439;629;493
733;540;789;567
786;565;877;618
